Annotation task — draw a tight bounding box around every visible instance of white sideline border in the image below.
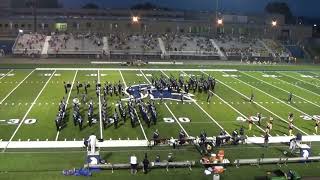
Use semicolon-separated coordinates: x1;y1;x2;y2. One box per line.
1;135;320;149
3;70;56;152
55;70;78;141
36;68;238;72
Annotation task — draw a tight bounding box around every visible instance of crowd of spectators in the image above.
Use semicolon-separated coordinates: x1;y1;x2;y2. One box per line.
263;39;290;58
14;32;46;55
215;35;269;57
162;34;218;55
48;32;103;54
108;33;160;53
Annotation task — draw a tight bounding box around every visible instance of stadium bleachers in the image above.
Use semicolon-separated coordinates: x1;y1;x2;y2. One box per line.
214;35;270;59
13;33;46;56
162;34;218;55
263;39;291;58
47;32;103;55
11;32;296;61
108;33;161;54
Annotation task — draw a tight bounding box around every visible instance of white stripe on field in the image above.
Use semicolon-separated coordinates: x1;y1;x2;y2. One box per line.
243;72;320;108
55;70;78;141
98;70;103;139
219;71;308;135
0;69;35;105
200;71;267;135
0;69;13;81
3;70;56;152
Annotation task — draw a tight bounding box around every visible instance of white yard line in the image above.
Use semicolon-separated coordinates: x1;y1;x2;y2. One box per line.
55;70;78;141
0;69;13;81
309;72;320;78
134;109;148;141
279;72;320;88
199;71;267;135
242;72;320;108
160;70;169;78
179;71;231;135
213;71;308;135
121;70;148;140
232;72;313;118
161;70;230;136
3;70;56;152
119;70;127;88
0;69;35;105
269;73;320;98
164;103;190;137
98;70;103;139
141;69;191;137
139;69;150;83
36;67;238;72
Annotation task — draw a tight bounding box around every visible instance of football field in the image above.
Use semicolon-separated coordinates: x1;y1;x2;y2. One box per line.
0;67;319;151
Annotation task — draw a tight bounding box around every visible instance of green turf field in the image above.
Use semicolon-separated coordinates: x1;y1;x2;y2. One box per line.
0;68;319;142
0;66;319;179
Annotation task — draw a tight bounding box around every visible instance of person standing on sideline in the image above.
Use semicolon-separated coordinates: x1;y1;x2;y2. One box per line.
130;154;138;174
264;132;269;148
143;153;150;174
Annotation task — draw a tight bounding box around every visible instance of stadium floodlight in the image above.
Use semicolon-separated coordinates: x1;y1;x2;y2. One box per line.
217;19;223;25
272;20;277;27
132;16;139;23
314;24;317;27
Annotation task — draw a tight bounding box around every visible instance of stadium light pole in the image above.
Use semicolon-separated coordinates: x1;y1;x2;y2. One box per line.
26;0;38;33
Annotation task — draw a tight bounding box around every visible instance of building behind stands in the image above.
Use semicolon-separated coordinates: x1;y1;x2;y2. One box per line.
0;7;313;61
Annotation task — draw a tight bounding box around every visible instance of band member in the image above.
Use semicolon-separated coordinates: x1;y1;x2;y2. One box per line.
288;122;294;136
269;116;273;130
250;92;254;102
64;81;68;94
153;129;160;145
288;92;293;103
248;116;253;131
257;113;262;126
76;81;80;94
315;118;320;134
266;122;271;134
84;82;88;94
288;113;294;123
207;90;214;102
178;130;186;145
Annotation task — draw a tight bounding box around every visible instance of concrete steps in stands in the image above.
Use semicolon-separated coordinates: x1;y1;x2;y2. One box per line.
210;39;227;60
158;37;167;59
259;39;276;58
41;36;51;57
102;36;110;57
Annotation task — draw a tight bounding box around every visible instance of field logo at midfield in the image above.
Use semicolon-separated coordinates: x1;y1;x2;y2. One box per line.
123;84;195;102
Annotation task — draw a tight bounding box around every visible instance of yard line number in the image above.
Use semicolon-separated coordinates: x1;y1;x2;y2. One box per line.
0;118;37;125
163;117;191;123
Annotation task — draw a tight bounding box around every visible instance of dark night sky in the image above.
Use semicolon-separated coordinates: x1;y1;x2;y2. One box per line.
59;0;320;18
